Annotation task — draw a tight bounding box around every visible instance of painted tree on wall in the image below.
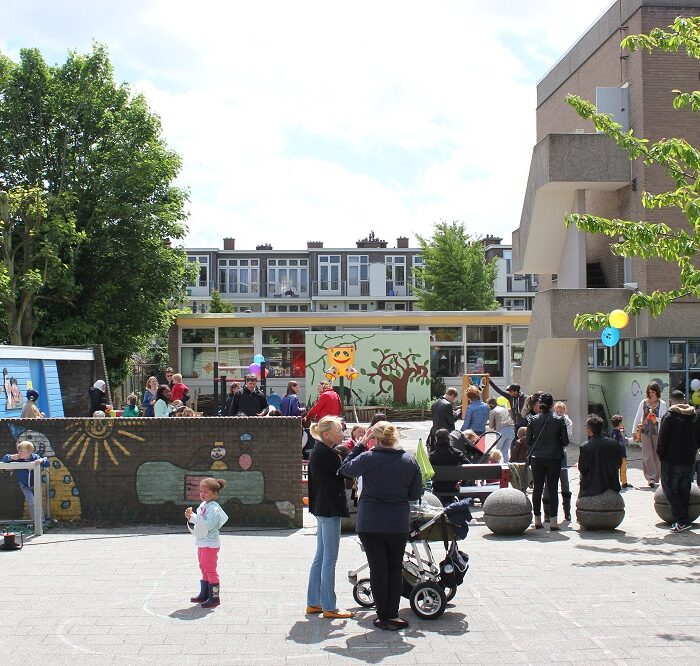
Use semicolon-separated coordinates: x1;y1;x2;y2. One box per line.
361;347;429;403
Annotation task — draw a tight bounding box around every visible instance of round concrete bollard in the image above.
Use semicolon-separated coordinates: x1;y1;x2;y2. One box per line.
482;488;533;535
576;489;625;530
653;484;700;525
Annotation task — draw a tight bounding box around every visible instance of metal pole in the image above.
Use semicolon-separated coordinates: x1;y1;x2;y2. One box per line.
213;362;219;413
220;375;227;413
260;361;267;396
33;464;43;536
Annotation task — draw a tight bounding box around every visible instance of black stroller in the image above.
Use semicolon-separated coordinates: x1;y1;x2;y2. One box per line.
348;498;471;620
448;429;503;463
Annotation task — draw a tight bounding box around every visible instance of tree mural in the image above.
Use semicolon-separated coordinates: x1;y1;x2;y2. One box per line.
360;347;430;404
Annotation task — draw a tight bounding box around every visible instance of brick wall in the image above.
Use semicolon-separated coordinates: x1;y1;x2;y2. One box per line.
56;345;112;416
0;417;303;528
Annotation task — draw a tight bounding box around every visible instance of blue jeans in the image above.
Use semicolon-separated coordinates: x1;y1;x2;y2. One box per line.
20;485;35;517
497;426;515;464
307;516;341;611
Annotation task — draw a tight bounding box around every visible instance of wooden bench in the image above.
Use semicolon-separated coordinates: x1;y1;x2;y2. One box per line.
431;464;510;504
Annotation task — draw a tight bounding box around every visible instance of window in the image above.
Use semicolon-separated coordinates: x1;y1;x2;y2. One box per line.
466;347;503;376
318;255;341;293
430;327;462;342
268;258;308;296
504;298;527;310
187;255;209;287
430;347;463;378
181;328;215;344
348;303;369;311
218;327;254;345
588;341;594;368
348;256;369;285
412;255;425;289
467;326;502;343
386;256;407;296
511;326;528;366
268;304;309;312
669;341;686;370
218;258;259;294
262;329;306;378
181;346;216;379
217;347;255;374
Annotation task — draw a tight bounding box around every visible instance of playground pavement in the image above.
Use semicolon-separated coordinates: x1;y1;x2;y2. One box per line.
1;425;699;665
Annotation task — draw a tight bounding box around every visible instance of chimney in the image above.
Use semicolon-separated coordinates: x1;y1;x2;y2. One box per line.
356;230;388;249
307;241;324;248
481;235;502;247
256;243;272;250
397;236;409;248
223;237;235;250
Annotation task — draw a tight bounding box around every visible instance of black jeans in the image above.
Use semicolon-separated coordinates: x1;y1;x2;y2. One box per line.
661;462;694;524
531;457;562;517
358;532;407;621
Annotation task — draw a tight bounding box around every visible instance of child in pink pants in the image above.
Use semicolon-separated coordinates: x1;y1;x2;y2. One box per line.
185;477;229;608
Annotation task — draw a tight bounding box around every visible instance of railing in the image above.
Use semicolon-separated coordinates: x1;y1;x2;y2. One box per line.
187;280;214;297
311;280;371;296
385;281;412;297
267;282;310;298
218;282;261;298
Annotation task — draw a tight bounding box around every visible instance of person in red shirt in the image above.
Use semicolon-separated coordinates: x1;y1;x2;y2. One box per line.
306;382;342;423
170;373;190;404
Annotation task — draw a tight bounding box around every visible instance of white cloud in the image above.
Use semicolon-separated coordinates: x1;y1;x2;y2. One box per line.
2;0;613;249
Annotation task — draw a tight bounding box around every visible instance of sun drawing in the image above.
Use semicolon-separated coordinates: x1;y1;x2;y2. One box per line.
63;420;145;470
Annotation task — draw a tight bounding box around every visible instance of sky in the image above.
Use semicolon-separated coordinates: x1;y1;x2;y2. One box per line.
1;0;614;250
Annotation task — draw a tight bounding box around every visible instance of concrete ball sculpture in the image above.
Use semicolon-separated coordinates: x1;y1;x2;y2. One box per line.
483;488;533;535
576;489;625;530
653;484;700;525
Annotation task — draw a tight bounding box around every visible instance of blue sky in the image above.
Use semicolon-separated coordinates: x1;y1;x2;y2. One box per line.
1;0;613;249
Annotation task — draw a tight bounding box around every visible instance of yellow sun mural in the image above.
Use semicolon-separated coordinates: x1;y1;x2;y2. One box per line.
63;420;145;470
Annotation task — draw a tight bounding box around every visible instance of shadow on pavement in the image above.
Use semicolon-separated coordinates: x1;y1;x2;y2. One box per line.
287;618;351;645
657;632;700;643
169;605;215;620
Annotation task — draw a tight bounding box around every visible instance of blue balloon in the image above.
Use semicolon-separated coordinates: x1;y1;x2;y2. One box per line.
253;354;265;364
601;327;620;347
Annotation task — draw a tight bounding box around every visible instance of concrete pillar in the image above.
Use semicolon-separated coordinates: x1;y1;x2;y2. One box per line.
566;339;589;445
558;189;586;289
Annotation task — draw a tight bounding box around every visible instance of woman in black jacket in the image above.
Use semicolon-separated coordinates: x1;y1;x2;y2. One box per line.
526;393;568;530
306;416;353;619
429;428;468;504
340;421;423;631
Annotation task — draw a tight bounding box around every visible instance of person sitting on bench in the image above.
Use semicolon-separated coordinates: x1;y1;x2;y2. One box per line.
429;429;468;504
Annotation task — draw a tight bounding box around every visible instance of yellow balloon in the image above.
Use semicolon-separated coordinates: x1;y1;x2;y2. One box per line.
496;396;510;407
609;309;629;329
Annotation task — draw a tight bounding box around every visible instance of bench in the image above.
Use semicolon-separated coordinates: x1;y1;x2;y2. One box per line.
431;464;510;504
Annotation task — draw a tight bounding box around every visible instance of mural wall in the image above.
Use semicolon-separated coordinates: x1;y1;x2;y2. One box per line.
0;418;303;527
588;370;671;431
305;331;431;405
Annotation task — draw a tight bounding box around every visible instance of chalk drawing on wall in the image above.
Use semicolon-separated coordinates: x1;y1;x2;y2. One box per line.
3;368;23;410
5;425;81;520
136;461;265;505
63;420;145;470
210;443;228;471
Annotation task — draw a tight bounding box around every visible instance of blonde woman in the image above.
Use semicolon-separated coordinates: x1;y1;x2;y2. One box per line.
340;421;422;631
142;376;158;417
305;416;353;620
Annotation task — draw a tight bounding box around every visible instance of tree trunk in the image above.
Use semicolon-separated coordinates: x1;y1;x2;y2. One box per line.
392;375;411;403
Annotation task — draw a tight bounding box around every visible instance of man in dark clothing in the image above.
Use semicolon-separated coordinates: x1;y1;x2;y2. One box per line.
229;374;268;416
578;414;622;498
429;428;468;503
430;388;460;446
657;390;700;532
490;382;529;429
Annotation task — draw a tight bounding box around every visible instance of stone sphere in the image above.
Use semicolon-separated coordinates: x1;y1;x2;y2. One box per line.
483;488;533;535
576;489;625;530
653;483;700;525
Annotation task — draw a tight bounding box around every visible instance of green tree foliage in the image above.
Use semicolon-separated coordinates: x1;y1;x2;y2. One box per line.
208;289;233;313
566;16;700;331
0;187;83;344
0;45;192;382
414;221;498;311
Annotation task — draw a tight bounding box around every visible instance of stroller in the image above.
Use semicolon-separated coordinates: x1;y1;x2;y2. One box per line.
348;496;471;620
449;429;502;463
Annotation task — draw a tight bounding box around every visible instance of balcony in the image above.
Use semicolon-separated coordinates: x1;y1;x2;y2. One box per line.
311;280;370;297
267;282;310;298
386;281;412;297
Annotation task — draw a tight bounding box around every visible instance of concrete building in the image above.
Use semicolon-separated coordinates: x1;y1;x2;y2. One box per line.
513;0;700;440
185;232;536;315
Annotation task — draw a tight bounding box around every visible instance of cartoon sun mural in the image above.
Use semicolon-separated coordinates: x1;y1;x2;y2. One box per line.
63;420;145;470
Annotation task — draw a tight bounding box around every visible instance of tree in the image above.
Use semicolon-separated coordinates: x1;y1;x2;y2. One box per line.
361;347;429;404
566;16;700;331
414;221;498;311
0;187;83;344
0;45;192;383
208;289;233;313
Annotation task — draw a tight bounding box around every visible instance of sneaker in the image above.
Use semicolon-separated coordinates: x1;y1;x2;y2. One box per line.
648;481;656;488
623;483;634;488
670;522;679;531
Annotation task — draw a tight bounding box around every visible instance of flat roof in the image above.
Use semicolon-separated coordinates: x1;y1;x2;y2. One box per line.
0;346;95;361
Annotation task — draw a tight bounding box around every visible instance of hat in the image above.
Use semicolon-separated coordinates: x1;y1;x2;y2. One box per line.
506;384;520;392
26;389;39;401
538;393;554;408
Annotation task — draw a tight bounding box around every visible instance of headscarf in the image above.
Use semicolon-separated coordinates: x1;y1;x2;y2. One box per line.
93;380;106;392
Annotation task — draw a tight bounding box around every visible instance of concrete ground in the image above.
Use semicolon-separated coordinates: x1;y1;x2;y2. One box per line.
1;423;699;665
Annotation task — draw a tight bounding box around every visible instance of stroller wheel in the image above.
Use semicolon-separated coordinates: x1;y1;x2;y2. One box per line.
409;582;446;620
352;578;375;608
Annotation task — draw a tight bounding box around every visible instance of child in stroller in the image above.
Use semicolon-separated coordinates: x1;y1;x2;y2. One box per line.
348;495;471;620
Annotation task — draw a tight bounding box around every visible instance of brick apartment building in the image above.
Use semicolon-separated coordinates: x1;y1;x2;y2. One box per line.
513;0;700;440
